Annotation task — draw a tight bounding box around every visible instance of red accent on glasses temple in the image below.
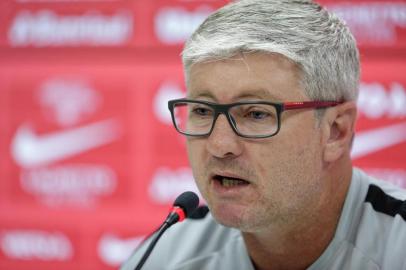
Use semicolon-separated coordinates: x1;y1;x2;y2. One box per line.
283;101;342;110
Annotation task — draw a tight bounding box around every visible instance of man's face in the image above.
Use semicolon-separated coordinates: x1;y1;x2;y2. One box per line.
186;53;327;232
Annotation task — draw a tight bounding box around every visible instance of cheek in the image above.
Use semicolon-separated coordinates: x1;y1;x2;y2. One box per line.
186;139;207;182
186;140;199;170
254;130;323;194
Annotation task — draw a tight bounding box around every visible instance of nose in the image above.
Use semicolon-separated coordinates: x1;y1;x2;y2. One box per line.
206;114;243;158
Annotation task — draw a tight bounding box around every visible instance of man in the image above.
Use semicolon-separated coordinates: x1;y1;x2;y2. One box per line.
122;0;406;269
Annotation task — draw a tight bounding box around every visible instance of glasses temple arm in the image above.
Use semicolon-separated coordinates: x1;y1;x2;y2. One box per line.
283;101;343;110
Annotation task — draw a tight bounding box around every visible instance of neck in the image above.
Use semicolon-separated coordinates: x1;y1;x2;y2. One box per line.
242;162;353;270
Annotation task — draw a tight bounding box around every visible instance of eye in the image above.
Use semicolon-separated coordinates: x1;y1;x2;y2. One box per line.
248;111;269;119
247;110;270;120
191;106;212;116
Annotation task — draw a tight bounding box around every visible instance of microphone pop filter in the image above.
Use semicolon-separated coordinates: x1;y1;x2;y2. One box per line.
173;191;199;217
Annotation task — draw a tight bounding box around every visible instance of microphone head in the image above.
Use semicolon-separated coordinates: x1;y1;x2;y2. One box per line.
173;191;199;217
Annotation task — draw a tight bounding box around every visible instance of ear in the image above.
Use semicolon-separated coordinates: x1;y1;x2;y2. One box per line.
322;101;357;163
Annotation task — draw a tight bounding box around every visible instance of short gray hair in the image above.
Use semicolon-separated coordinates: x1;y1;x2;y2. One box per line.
182;0;360;102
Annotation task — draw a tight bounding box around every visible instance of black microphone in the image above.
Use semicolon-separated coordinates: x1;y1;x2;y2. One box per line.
134;191;199;270
164;191;200;226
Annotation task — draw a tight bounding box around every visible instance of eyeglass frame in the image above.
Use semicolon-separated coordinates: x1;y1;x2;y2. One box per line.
168;98;343;139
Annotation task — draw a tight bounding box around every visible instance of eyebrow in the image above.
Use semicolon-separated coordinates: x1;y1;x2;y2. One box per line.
187;92;214;100
187;88;283;102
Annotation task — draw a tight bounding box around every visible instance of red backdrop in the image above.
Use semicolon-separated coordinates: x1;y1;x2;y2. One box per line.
0;0;405;269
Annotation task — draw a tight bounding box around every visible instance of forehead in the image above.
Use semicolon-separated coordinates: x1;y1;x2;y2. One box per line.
187;53;307;102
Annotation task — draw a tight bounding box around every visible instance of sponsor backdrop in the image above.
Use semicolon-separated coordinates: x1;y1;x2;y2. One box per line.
0;0;405;269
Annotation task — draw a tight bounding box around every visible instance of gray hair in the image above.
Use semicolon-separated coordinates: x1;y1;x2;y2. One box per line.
182;0;360;102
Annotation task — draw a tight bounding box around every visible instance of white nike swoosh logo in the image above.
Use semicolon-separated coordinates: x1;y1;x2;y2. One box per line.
11;118;121;168
98;234;144;266
351;121;406;159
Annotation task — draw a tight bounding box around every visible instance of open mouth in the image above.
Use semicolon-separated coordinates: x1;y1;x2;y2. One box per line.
212;175;250;187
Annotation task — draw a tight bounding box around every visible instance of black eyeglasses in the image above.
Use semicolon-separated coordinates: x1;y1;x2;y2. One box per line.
168;99;342;138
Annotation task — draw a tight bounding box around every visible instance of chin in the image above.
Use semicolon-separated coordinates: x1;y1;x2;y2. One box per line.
212;202;278;233
210;204;256;230
213;213;245;229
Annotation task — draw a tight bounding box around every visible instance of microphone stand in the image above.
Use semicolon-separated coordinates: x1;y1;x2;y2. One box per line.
134;222;169;270
133;208;183;270
133;191;199;270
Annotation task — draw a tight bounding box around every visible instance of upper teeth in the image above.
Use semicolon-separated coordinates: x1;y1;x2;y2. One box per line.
222;177;245;187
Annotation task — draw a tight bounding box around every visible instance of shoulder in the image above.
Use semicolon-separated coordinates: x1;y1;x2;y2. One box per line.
362;172;406;223
353;170;406;268
121;206;244;270
314;169;406;269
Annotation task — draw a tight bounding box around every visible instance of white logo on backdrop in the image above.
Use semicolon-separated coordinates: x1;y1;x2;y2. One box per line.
155;7;212;44
98;234;144;266
154;82;184;125
12;119;120;169
39;79;102;127
352;121;406;159
0;230;73;261
329;3;406;45
11;78;122;169
10;78;121;206
351;82;406;160
358;82;406;119
8;10;133;47
20;165;117;207
149;167;200;204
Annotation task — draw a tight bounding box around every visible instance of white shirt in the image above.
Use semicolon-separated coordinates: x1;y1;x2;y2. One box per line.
121;168;406;270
